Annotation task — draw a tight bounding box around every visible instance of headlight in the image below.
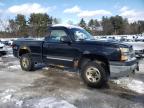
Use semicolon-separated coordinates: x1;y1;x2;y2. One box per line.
120;48;129;61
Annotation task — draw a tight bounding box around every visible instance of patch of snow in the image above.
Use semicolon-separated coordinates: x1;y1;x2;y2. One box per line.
15;100;23;106
43;67;49;70
35;97;76;108
112;77;144;94
0;38;17;42
4;54;14;57
1;94;12;103
53;24;83;30
8;65;21;69
1;94;23;106
1;89;16;96
0;89;16;103
0;88;23;106
127;80;144;94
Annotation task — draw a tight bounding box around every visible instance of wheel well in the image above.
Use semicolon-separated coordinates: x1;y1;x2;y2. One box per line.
79;55;110;76
19;49;30;57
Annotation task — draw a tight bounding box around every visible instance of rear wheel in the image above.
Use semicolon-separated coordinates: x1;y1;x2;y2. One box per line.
20;54;34;71
81;61;108;88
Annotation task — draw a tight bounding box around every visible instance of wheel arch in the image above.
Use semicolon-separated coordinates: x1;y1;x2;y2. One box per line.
18;45;31;58
79;54;110;76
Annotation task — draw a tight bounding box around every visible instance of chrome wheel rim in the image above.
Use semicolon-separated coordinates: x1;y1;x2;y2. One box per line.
22;57;29;68
86;67;101;83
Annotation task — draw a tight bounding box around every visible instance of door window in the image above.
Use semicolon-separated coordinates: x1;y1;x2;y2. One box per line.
48;30;67;42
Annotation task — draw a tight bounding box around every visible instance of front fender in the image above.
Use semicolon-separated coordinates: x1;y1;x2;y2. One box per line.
78;51;109;67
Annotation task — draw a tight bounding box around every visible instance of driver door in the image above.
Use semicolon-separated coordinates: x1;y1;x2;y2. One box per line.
43;28;76;67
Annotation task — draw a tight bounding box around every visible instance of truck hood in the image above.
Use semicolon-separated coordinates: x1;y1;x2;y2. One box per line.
78;39;131;48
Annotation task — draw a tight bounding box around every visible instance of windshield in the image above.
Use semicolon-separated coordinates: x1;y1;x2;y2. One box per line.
71;28;95;41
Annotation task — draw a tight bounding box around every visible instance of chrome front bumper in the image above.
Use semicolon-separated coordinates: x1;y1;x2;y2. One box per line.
109;58;139;78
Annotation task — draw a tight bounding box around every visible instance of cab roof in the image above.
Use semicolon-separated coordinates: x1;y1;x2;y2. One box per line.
52;24;84;30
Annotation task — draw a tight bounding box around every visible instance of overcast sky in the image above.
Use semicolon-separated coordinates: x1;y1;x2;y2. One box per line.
0;0;144;24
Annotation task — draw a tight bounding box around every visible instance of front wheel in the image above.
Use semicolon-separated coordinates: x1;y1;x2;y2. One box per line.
20;54;34;71
81;61;108;88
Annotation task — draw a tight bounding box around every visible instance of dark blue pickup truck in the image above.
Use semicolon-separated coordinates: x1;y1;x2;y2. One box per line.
13;24;139;88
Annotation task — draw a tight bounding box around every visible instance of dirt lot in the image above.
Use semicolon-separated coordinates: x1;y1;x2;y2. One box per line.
0;48;144;108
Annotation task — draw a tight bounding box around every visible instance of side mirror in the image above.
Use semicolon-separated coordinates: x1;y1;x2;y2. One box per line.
44;36;49;41
60;36;70;43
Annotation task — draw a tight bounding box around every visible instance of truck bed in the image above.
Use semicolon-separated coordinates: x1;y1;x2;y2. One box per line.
13;38;44;62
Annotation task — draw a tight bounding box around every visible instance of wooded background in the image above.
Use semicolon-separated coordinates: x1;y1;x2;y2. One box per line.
0;13;144;38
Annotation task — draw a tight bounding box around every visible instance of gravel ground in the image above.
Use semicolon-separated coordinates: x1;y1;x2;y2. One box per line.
0;47;144;108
